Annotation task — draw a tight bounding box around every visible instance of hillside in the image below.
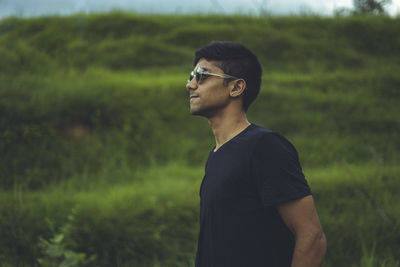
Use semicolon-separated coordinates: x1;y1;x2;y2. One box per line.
0;13;399;266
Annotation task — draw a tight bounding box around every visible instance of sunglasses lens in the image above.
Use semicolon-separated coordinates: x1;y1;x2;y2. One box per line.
196;72;203;83
189;71;194;82
188;68;208;84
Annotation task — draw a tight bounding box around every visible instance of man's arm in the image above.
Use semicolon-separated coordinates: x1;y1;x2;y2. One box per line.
276;195;327;267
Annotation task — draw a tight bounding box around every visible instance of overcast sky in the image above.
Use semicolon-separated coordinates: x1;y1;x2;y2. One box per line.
1;0;399;18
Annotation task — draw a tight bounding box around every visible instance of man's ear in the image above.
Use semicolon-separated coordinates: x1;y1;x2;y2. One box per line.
230;79;247;98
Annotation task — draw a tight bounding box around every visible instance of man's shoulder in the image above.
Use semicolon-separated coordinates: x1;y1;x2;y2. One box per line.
246;124;285;143
248;124;297;155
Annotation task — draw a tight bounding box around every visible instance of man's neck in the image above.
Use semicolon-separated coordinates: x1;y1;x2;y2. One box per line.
208;109;250;152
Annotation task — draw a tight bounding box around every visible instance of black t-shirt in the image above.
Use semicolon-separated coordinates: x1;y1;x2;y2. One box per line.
195;124;312;267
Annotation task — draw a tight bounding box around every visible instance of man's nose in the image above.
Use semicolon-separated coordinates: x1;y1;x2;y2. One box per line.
186;78;197;91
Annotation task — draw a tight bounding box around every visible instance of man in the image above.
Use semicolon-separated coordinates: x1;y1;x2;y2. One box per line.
186;41;327;267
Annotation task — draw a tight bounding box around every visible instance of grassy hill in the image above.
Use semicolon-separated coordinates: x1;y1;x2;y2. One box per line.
0;13;399;266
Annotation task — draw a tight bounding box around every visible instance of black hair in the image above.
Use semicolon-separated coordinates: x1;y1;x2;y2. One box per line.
194;41;262;111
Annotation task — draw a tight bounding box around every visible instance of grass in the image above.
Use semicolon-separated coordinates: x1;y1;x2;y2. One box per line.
1;162;399;266
0;13;399;266
0;163;202;266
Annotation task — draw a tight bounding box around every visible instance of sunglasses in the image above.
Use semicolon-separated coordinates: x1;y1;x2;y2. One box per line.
188;67;239;84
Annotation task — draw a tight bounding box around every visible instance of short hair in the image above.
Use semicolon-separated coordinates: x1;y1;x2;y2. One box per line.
194;41;262;111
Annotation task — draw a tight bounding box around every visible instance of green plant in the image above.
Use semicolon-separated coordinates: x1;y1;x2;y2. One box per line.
38;210;96;267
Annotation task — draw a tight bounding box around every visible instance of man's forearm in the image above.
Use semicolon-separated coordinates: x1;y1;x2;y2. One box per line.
290;230;327;267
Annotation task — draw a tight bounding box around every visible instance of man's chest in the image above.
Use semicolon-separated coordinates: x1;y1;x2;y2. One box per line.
200;151;259;210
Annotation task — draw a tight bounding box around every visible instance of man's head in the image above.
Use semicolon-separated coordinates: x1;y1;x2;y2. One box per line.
191;41;262;112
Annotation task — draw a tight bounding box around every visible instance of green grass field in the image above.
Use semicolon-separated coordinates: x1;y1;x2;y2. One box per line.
0;12;399;266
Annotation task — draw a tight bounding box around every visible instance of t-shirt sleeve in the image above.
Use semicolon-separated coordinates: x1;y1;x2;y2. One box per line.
251;133;312;208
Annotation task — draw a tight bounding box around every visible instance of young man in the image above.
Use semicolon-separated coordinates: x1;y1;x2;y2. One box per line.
186;41;327;267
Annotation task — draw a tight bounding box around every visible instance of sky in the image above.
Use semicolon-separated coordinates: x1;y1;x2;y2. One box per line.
0;0;399;18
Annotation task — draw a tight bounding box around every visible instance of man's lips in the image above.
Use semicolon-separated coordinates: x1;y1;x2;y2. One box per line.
190;95;199;99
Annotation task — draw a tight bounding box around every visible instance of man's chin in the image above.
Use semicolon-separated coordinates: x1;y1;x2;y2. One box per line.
190;109;202;116
190;104;217;118
190;107;206;117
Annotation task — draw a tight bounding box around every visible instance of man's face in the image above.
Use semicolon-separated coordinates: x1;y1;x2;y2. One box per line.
186;58;231;118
